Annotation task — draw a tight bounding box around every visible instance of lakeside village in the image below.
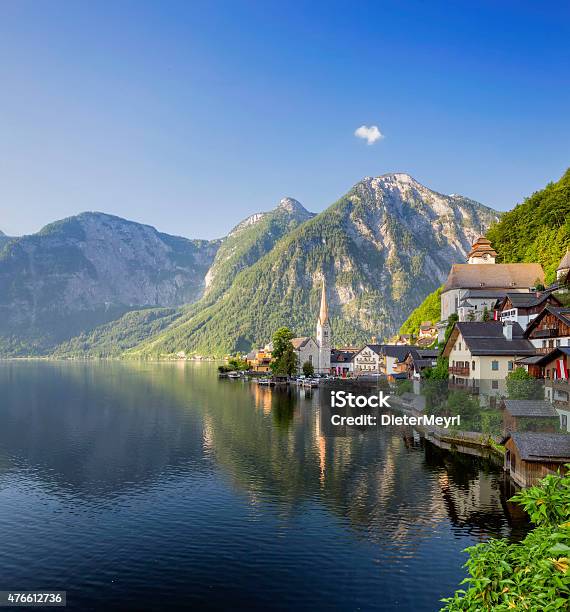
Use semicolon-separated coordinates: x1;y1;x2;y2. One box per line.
222;237;570;488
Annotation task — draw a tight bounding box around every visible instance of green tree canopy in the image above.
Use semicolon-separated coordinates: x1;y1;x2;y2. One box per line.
506;367;543;400
272;327;294;362
302;360;314;377
443;467;570;610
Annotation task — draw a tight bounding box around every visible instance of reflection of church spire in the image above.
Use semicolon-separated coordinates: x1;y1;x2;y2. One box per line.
318;279;329;326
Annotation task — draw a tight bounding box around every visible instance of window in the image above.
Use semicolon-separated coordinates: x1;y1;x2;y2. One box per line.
543;340;547;348
561;414;568;430
308;355;312;364
492;360;499;371
508;361;514;371
472;361;475;371
492;380;499;389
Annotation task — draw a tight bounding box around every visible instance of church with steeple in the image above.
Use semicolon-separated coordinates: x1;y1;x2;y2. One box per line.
290;280;332;374
316;280;331;373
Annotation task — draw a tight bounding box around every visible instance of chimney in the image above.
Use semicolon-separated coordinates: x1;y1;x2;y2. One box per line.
503;322;513;341
372;335;377;344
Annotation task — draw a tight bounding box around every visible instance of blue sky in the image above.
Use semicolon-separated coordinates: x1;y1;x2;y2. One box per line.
1;1;569;239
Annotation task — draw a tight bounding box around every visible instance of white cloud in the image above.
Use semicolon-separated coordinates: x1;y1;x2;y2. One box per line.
354;125;384;145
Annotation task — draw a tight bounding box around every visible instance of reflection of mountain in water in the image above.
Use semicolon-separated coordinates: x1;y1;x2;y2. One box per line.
0;362;527;546
0;362;209;497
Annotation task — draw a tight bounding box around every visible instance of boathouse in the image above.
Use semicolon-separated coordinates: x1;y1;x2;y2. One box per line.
502;432;570;487
500;399;559;436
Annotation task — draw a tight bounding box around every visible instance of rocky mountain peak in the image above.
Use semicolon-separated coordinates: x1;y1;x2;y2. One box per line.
277;197;309;215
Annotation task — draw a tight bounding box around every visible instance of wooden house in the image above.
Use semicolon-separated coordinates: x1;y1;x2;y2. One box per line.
404;349;438;379
497;291;561;330
525;306;570;353
500;399;559;436
502;432;570;487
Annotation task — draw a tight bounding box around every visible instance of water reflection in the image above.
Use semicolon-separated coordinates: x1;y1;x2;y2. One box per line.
0;362;528;611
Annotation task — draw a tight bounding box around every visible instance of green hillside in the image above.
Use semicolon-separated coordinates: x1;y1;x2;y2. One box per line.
126;174;497;357
399;168;570;336
399;286;443;336
486;168;570;283
52;308;183;358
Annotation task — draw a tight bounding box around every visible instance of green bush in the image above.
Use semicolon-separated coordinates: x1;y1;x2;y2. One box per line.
442;466;570;610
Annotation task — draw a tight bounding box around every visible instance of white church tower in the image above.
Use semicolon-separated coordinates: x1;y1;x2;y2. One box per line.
316;280;331;373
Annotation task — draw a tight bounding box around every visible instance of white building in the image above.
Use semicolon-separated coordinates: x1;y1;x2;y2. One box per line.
353;344;383;374
291;281;331;374
557;249;570;284
438;236;544;340
291;337;320;373
316;281;331;374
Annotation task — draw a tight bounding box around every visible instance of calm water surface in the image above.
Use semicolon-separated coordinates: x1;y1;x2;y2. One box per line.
0;362;527;611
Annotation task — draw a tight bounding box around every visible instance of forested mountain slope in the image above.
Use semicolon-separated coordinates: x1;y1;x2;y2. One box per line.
128;173;498;356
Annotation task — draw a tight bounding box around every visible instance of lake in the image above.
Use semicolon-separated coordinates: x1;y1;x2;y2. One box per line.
0;362;528;611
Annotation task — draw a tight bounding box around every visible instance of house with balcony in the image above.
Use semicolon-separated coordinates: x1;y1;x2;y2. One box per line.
442;321;536;401
524;306;570;353
246;346;273;372
497;291;561;330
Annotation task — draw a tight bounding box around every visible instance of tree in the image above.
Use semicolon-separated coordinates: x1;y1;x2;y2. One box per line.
506;366;543;400
228;356;249;371
482;306;490;321
302;360;314;377
424;356;449;380
273;343;298;376
443;314;459;346
272;327;294;362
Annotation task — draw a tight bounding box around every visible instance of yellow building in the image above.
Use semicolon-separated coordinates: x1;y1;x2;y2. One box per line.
442;321;536;402
246;347;273;372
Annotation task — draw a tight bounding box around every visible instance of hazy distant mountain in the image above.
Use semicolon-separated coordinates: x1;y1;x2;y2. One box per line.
0;229;15;250
127;173;499;356
53;199;315;357
0;213;220;354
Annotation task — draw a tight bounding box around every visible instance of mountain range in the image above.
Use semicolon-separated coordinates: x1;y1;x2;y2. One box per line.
1;173;499;357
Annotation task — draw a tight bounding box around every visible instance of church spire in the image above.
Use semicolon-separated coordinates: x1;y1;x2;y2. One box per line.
318;279;329;325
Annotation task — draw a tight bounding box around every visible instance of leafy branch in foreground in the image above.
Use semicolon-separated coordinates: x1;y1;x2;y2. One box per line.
442;466;570;611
